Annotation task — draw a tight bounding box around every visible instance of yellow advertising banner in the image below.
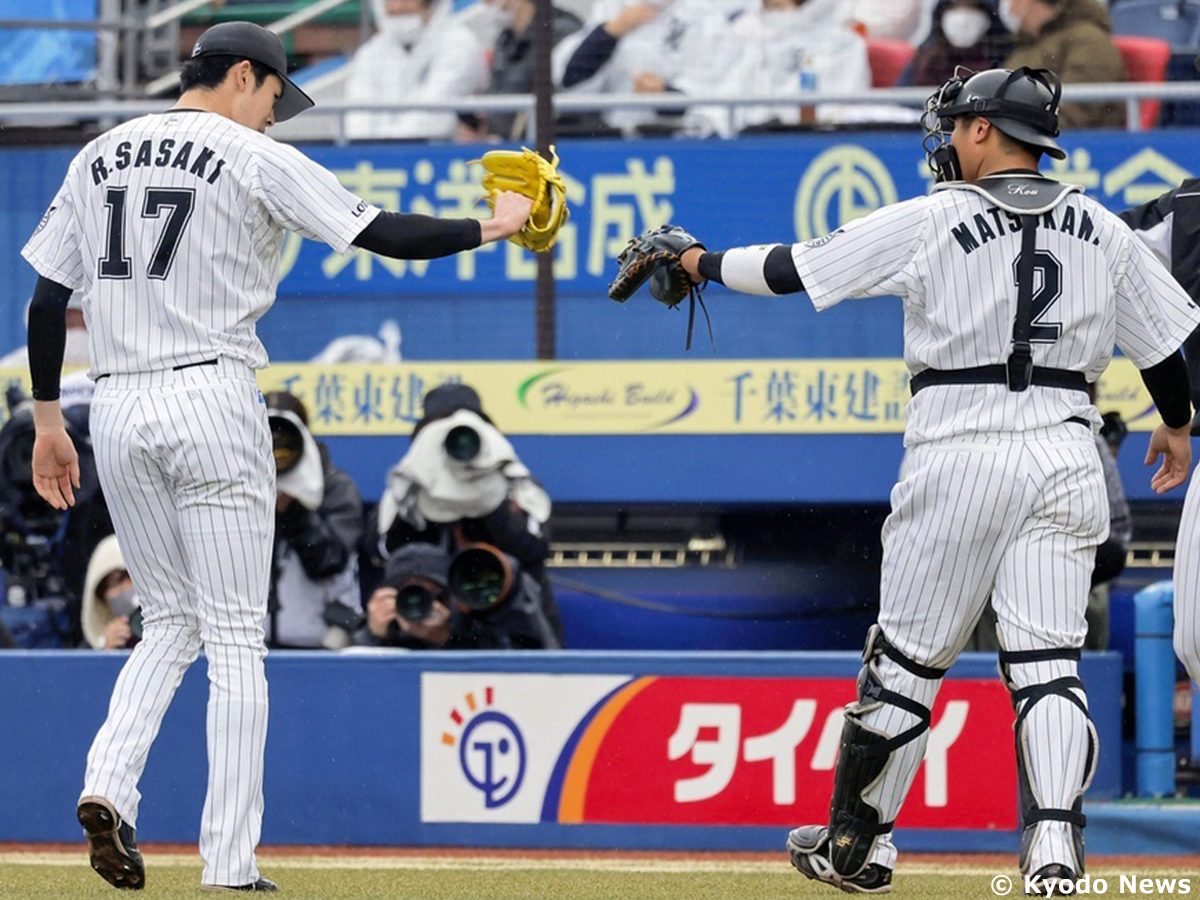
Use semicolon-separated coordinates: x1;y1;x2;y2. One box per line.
0;359;1160;436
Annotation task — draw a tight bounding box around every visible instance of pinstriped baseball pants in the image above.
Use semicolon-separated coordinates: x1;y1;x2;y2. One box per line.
1174;472;1200;684
80;358;273;888
866;425;1108;873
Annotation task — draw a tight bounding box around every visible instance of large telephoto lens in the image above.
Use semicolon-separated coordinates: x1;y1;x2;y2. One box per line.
444;424;481;462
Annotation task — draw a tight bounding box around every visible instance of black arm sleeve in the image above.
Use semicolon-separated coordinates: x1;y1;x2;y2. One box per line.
353;212;481;260
697;247;806;294
1140;350;1192;428
28;276;73;402
698;252;725;285
562;25;619;88
764;244;805;293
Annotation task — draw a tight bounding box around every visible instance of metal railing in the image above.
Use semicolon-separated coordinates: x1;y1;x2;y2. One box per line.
1;83;1199;141
143;0;358;95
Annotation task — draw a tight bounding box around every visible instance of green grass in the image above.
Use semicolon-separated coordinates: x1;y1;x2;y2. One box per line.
1;855;1195;900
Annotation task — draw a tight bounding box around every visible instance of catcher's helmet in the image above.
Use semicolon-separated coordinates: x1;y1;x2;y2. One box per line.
922;66;1065;180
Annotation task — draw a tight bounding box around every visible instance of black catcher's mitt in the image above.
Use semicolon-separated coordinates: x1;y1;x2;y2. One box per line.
608;224;714;350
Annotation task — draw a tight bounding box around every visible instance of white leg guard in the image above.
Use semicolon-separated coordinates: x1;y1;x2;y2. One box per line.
999;649;1097;878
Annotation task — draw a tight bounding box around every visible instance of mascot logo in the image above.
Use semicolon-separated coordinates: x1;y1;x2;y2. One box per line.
442;686;527;809
795;146;897;241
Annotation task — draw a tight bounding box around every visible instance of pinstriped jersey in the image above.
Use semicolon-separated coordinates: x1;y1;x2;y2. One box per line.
791;186;1200;445
22;110;381;378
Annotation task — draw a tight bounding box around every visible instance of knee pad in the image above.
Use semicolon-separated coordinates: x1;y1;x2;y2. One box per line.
827;626;947;877
999;648;1098;876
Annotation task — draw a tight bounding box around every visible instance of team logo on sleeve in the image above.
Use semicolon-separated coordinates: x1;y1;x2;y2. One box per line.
352;200;369;218
804;229;844;249
33;205;57;236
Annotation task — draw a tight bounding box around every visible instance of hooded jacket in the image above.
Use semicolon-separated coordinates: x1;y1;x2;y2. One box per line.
1003;0;1127;130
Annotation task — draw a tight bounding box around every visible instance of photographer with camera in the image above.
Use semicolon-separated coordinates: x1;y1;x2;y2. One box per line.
265;392;364;650
81;535;142;650
0;386;112;646
359;535;561;649
367;383;564;648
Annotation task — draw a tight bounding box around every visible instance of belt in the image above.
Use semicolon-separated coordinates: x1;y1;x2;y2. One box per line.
95;358;218;382
909;365;1088;395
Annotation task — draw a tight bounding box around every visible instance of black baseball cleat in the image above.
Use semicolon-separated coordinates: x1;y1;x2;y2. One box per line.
77;796;145;890
1025;864;1077;895
787;825;894;894
202;877;279;892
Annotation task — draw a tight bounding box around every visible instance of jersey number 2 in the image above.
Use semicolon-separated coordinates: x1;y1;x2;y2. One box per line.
1012;249;1063;343
99;186;196;280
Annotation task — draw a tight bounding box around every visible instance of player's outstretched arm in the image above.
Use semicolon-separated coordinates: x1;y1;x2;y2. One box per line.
681;244;805;295
351;191;533;261
479;191;535;245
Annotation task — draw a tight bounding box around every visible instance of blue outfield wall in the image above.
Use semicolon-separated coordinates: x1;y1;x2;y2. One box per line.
3;131;1197;502
0;650;1121;852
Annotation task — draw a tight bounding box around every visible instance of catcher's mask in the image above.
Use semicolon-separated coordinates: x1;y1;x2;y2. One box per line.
921;66;1065;183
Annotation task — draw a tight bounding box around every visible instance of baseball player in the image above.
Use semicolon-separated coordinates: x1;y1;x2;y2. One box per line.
1118;174;1200;689
671;67;1198;892
22;22;533;892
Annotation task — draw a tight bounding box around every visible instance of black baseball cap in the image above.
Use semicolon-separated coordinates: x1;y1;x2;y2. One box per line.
190;21;314;122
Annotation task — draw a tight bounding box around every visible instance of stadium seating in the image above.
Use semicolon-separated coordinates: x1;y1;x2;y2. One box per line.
866;39;916;89
1114;34;1173;128
1110;0;1200;47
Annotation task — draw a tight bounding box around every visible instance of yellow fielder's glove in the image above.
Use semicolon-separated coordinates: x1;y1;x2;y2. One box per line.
472;145;569;253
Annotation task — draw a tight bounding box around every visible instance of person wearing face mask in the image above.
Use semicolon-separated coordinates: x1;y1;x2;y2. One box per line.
899;0;1012;87
551;0;741;136
691;0;871;136
455;0;583;142
1001;0;1126;129
81;536;141;651
345;0;488;140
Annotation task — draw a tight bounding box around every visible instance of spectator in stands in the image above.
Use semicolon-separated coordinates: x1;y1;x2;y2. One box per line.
265;392;364;650
693;0;871;135
898;0;1013;86
1002;0;1127;128
853;0;928;42
81;535;140;651
345;0;488;140
456;0;583;142
552;0;738;136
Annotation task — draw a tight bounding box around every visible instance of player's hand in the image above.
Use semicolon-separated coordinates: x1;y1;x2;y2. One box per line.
604;3;659;37
366;588;400;639
1145;422;1191;494
481;190;535;244
32;427;80;510
681;246;705;283
103;617;133;650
